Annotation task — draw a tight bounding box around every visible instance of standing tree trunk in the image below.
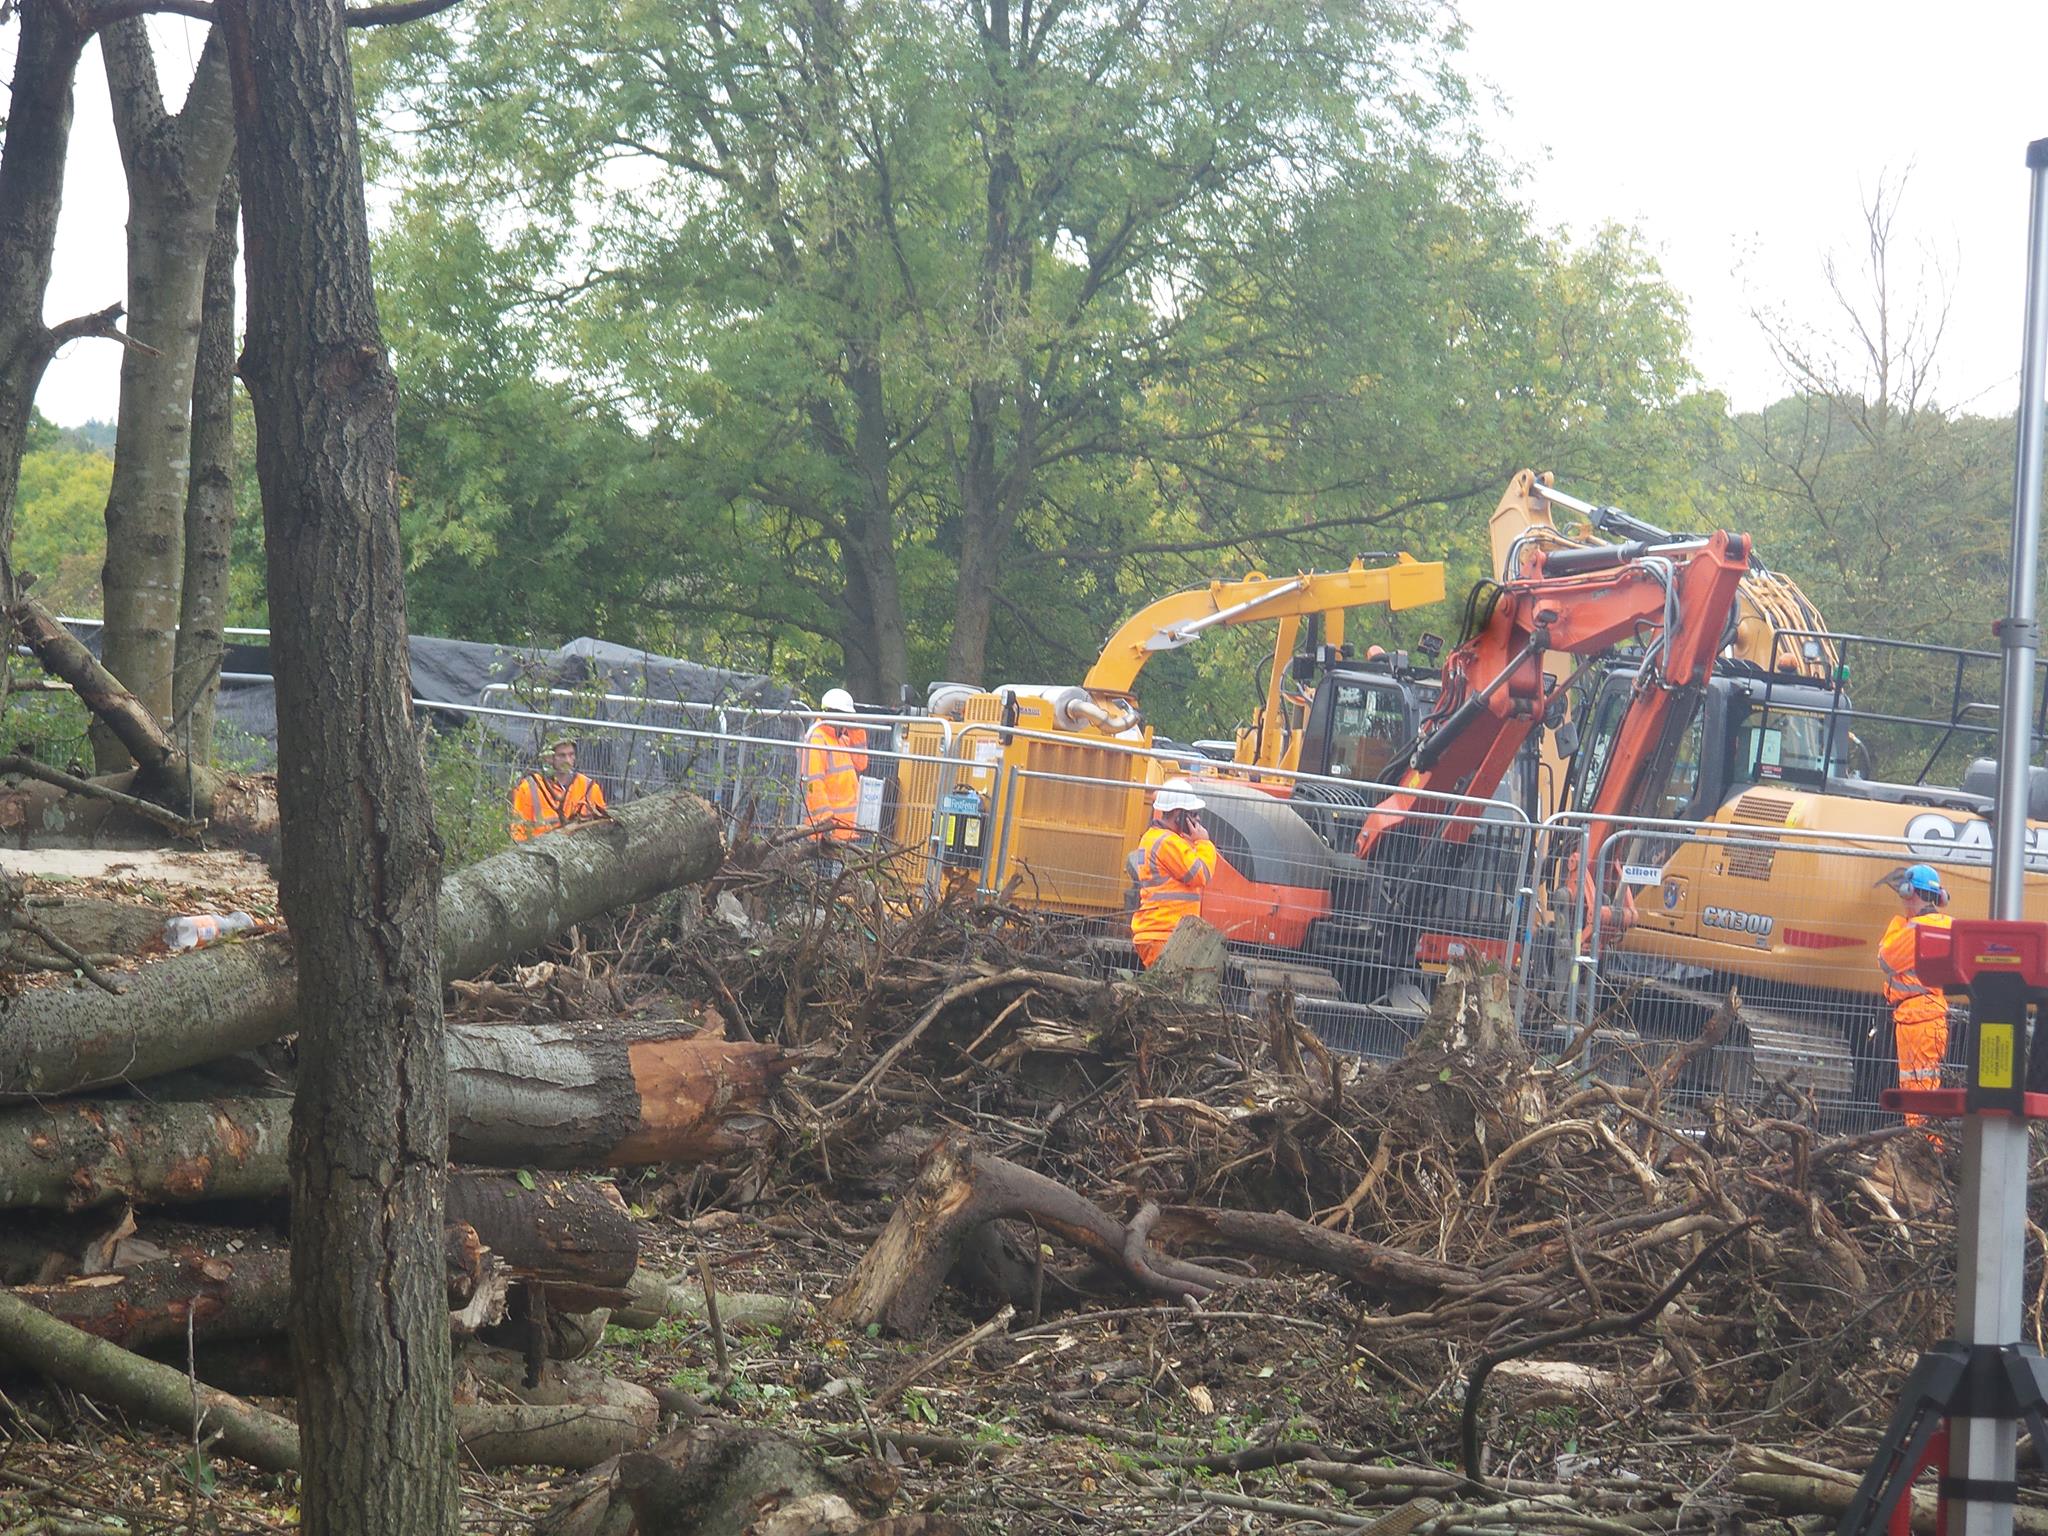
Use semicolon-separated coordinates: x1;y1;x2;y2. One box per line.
172;167;242;764
219;1;456;1529
93;22;236;770
0;6;93;557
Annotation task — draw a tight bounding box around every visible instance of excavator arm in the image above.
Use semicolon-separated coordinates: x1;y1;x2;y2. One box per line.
1081;554;1446;702
1490;469;1833;678
1357;528;1752;867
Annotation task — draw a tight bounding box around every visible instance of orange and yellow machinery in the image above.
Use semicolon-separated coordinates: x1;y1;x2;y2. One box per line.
884;555;1446;920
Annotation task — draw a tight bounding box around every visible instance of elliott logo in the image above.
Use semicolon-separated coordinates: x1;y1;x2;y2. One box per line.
1703;905;1773;937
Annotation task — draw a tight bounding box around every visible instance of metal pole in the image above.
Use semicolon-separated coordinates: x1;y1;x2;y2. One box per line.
1949;135;2048;1536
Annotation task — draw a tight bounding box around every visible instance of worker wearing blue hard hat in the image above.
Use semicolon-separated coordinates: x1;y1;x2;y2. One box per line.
1878;863;1953;1133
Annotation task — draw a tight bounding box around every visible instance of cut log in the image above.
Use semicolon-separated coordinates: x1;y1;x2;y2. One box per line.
455;1349;659;1470
10;1224;496;1352
826;1135;1236;1336
0;1028;785;1210
448;1171;638;1313
0;787;725;1101
445;1021;790;1168
0;1287;299;1471
612;1265;806;1335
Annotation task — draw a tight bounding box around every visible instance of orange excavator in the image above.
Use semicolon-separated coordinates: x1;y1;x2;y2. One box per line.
1194;519;1753;1011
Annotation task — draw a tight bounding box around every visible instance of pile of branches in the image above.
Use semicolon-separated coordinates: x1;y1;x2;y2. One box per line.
640;844;2013;1500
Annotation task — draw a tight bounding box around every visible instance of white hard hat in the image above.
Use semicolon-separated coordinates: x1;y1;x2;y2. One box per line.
1154;777;1206;815
820;688;856;713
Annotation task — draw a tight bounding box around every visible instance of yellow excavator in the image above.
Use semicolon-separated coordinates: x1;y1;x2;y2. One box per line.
885;554;1446;917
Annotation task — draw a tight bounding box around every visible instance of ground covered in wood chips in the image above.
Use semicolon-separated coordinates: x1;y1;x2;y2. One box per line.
2;836;2041;1533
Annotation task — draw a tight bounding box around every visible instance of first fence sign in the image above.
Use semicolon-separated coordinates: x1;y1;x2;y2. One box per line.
1619;864;1664;887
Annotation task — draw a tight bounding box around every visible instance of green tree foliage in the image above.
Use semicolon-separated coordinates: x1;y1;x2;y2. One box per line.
15;410;113;615
360;1;1705;734
1697;181;2018;785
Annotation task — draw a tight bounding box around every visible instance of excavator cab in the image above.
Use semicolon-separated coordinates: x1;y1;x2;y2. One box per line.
1294;658;1435;784
1566;663;1863;828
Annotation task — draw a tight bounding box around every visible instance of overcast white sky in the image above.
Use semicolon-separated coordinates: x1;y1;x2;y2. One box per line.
28;4;2048;427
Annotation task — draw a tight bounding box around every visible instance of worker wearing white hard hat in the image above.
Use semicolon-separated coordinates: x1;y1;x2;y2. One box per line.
1127;777;1216;967
802;688;869;845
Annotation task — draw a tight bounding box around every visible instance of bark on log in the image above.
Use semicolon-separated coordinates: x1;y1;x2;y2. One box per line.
0;1030;785;1210
613;1265;806;1335
1149;1206;1492;1297
0;1287;299;1471
449;1172;638;1314
446;1021;790;1168
10;1226;494;1352
826;1136;1235;1336
0;788;726;1101
456;1349;659;1470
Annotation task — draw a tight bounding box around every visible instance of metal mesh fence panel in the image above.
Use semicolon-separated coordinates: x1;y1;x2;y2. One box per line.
1557;813;2023;1130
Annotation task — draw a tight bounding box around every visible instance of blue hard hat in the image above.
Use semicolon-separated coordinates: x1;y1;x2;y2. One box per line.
1903;864;1946;896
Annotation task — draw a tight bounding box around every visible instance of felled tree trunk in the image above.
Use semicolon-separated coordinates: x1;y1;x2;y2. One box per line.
0;788;725;1102
10;1225;496;1351
0;1030;787;1210
447;1172;638;1314
0;1288;300;1472
447;1022;790;1168
456;1349;659;1471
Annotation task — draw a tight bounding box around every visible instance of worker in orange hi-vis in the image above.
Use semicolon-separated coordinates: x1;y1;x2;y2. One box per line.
801;688;869;844
1127;779;1218;968
510;738;608;841
1878;863;1955;1132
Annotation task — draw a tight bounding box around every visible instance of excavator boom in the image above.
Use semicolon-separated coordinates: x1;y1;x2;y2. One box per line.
1491;470;1833;679
1358;528;1752;864
1082;554;1445;698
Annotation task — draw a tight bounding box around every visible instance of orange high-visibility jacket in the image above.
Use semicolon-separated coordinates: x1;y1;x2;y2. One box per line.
510;771;607;841
802;722;869;842
1128;821;1217;953
1879;910;1954;1028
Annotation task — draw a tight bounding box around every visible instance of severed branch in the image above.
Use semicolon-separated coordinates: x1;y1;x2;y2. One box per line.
36;303;153;366
826;1136;1236;1334
7;911;125;994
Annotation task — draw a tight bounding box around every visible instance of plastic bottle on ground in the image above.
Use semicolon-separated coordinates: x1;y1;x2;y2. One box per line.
163;911;257;951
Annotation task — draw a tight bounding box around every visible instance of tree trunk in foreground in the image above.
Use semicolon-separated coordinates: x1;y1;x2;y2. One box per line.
0;5;91;554
222;0;456;1525
173;167;243;764
0;787;723;1102
0;1031;788;1211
